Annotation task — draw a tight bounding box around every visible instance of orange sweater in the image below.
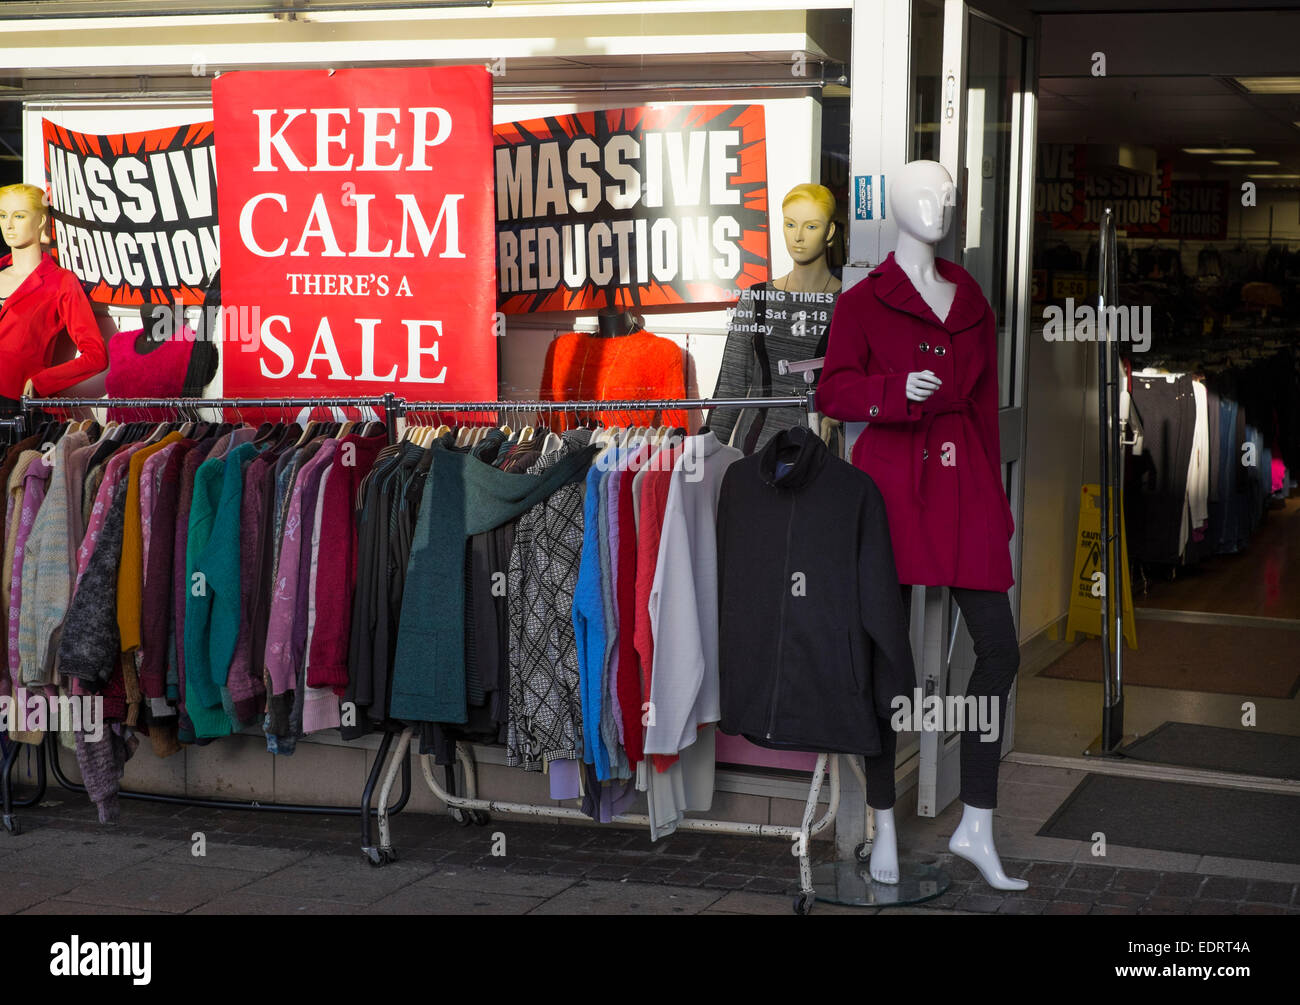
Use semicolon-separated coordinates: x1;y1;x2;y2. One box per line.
539;331;689;432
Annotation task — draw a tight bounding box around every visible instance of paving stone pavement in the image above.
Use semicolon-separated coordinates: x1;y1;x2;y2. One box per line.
3;794;1297;915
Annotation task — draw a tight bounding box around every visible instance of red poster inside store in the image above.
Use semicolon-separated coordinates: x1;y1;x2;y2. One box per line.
212;65;497;401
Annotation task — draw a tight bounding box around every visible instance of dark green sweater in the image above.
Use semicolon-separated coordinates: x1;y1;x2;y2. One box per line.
391;443;597;723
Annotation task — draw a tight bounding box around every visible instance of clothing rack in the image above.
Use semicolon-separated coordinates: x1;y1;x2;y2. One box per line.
382;390;843;913
12;391;851;909
7;392;412;857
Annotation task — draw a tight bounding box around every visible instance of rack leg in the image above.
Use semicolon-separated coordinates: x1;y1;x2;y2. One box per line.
2;737;49;835
360;728;396;864
373;727;413;864
793;754;830;914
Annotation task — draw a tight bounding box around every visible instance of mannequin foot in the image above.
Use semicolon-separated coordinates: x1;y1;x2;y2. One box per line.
948;804;1028;891
869;807;899;884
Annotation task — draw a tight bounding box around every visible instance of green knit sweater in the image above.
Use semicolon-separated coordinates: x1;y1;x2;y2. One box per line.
184;441;261;738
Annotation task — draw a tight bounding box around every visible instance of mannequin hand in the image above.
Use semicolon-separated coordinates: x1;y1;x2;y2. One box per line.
905;370;941;402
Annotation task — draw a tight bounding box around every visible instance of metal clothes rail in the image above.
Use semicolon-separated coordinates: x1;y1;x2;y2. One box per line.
12;391;851;909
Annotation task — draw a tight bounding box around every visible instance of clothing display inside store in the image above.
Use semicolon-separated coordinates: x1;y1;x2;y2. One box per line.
1123;348;1299;571
3;400;841;841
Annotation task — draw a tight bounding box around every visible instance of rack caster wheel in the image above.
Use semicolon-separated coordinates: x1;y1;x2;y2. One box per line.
793;891;814;915
3;814;19;835
470;810;490;826
362;846;383;866
450;807;473;826
379;847;398;864
854;841;871;863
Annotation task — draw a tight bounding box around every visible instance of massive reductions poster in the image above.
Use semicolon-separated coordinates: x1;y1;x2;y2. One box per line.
1035;144;1173;235
212;65;497;401
42;119;219;306
494;104;770;313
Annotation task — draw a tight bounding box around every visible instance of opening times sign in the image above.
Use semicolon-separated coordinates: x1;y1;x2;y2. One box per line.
494;104;770;313
212;65;497;400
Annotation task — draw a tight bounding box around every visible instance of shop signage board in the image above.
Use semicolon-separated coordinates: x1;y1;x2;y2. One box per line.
494;104;770;313
1034;144;1172;235
212;65;497;401
1065;484;1138;649
41;119;218;307
1170;181;1229;240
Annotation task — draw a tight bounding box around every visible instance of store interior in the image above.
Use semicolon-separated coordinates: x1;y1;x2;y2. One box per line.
1016;7;1300;777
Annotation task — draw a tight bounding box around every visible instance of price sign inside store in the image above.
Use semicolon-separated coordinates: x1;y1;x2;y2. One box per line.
1052;273;1088;300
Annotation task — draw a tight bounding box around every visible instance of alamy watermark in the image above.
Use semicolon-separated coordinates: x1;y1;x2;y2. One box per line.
0;689;104;741
890;689;1001;744
1042;297;1152;353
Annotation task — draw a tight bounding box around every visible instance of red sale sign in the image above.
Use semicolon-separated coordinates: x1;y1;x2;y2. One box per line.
212;66;497;400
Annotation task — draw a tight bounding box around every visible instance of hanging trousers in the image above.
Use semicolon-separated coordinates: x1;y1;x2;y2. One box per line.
863;587;1019;810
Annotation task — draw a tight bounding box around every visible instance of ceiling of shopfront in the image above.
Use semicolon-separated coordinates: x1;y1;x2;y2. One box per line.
1037;9;1300;185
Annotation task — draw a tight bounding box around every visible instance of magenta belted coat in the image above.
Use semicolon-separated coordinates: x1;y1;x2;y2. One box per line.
817;253;1014;592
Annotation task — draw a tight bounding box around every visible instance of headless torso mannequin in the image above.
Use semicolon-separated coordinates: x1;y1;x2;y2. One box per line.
864;161;1027;892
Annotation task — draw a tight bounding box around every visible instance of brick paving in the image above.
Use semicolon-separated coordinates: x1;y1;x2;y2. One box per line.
2;793;1298;915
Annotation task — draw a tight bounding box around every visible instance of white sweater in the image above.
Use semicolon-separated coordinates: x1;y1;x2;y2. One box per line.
644;432;741;756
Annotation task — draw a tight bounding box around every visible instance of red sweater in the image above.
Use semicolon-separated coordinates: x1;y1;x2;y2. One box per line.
0;253;107;398
633;443;684;773
540;331;688;432
306;433;386;693
615;443;654;764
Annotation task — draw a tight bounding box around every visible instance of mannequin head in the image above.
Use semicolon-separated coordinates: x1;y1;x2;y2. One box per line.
889;161;955;246
781;183;837;266
0;183;49;252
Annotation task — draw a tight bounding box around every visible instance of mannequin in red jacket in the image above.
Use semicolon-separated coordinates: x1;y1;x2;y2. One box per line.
818;160;1026;892
0;183;107;405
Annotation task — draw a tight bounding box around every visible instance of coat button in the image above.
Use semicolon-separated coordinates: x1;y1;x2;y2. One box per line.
934;345;947;356
922;448;929;460
919;342;930;352
869;405;879;417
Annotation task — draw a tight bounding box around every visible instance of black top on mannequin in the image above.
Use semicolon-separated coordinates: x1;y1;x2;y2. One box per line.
595;308;642;338
135;302;170;355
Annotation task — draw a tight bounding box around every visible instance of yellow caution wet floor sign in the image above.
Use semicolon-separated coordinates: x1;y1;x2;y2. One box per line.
1065;484;1137;649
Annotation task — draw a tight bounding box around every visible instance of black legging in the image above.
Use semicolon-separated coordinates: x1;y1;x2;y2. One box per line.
864;587;1019;810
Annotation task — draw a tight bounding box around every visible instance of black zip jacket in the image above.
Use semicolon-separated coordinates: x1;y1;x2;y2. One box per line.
717;425;915;756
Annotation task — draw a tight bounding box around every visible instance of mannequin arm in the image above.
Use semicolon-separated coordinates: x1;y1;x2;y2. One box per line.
818;304;921;424
28;279;108;396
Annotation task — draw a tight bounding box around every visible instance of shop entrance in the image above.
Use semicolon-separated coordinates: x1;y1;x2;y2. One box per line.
1015;6;1300;788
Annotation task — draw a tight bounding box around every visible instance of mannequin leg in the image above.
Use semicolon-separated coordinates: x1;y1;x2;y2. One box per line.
863;721;899;884
946;588;1027;891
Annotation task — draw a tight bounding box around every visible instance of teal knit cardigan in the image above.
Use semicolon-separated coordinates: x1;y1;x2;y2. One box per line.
390;443;597;724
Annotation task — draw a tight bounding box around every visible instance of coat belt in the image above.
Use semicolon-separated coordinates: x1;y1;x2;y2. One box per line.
912;397;976;507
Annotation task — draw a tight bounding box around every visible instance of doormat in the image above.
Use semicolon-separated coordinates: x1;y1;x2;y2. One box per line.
1121;722;1300;780
1038;774;1300;864
1037;620;1300;699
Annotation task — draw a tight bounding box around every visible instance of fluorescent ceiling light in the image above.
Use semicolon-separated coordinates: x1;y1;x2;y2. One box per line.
1235;77;1300;93
1211;159;1279;166
1247;173;1300;179
1182;147;1254;155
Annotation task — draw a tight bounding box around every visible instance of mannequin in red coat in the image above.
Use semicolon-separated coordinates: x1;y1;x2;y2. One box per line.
0;183;107;406
818;160;1026;892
